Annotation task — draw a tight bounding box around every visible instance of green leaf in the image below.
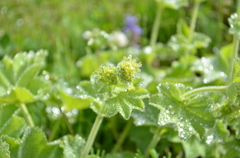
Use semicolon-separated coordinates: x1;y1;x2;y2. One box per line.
0;104;18;127
16;64;44;87
182;136;206;158
18;127;63;158
77;54;100;78
192;32;211;48
150;83;215;140
177;19;190;38
132;99;159;126
192;56;227;84
156;0;188;9
204;121;229;144
91;88;149;119
59;91;92;110
0;104;25;138
228;13;240;40
0;50;49;104
13;87;35;103
0;140;10;158
1;136;20;158
168;32;211;55
59;135;85;158
0;115;25;138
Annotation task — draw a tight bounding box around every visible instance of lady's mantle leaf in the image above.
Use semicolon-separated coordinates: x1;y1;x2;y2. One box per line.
0;50;49;104
132;99;159;126
228;13;240;40
0;140;10;158
91;88;149;120
59;135;85;158
0;104;26;138
18;127;63;158
150;83;215;140
1;136;20;158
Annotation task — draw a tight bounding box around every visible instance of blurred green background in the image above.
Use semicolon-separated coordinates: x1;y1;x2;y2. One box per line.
0;0;236;85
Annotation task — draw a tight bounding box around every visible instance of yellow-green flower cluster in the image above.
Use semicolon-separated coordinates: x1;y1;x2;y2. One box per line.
117;56;141;83
95;65;118;85
94;56;141;85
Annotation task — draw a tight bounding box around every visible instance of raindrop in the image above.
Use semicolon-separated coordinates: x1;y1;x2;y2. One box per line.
66;88;73;94
206;135;214;144
44;75;50;80
203;79;208;84
52;107;60;115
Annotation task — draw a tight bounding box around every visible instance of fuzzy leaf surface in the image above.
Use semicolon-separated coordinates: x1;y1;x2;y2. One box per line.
0;50;49;104
150;83;215;140
18;127;63;158
132;99;159;126
59;135;85;158
91;88;149;119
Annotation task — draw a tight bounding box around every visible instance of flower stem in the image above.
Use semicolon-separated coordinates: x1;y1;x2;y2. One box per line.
189;1;200;42
150;4;164;49
111;118;133;153
229;0;240;82
20;103;35;127
144;129;161;158
49;117;62;141
182;86;227;98
57;104;75;136
81;114;104;158
184;1;200;69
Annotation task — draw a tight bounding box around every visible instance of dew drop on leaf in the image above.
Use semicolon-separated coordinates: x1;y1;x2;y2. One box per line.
206;135;214;144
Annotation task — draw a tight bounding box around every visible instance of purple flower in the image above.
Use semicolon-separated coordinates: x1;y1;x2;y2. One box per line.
123;14;142;35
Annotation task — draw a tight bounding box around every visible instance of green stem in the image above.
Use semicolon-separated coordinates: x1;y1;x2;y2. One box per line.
182;86;227;98
111;118;133;153
57;105;75;136
183;1;200;70
150;5;164;49
81;114;104;158
144;129;161;158
229;0;240;82
20;103;35;127
189;1;200;42
49;117;62;141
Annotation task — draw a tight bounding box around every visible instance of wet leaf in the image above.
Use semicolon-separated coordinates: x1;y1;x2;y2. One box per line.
132;99;158;126
192;56;227;84
182;136;206;158
0;50;49;104
150;83;215;140
0;104;25;138
59;135;85;158
0;140;10;158
228;13;240;40
1;136;20;158
91;88;149;120
18;127;63;158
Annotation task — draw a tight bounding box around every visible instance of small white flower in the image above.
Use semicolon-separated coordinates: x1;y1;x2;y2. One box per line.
109;31;129;48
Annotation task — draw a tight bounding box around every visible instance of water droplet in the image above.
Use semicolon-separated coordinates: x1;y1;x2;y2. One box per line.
203;79;208;83
66;88;73;94
44;75;50;80
206;135;214;144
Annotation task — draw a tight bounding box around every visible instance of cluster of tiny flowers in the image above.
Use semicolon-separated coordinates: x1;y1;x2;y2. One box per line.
117;56;141;83
95;56;141;85
95;65;118;85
